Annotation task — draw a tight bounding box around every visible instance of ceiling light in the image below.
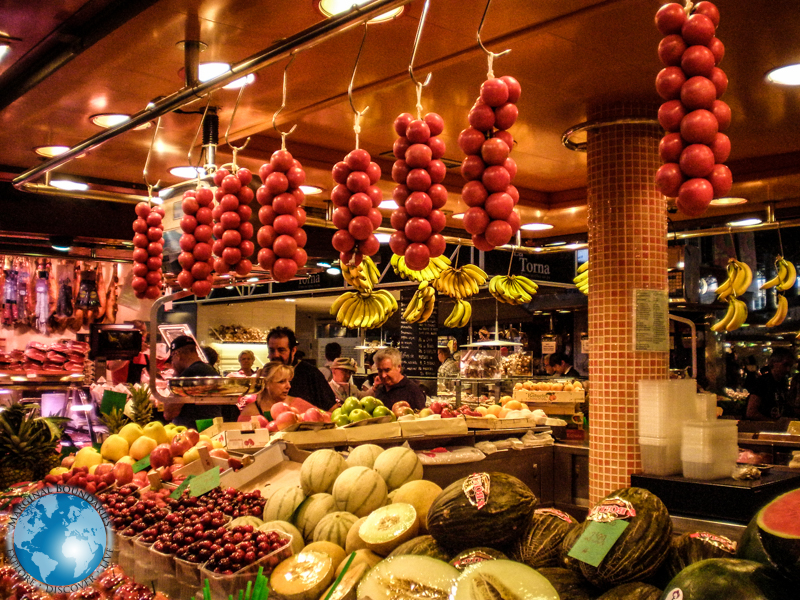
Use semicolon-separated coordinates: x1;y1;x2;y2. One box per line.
520;222;554;231
247;277;259;283
50;235;72;252
285;298;296;302
710;197;748;206
766;64;800;85
34;145;71;158
317;262;331;268
170;166;207;179
545;241;566;247
50;179;89;191
375;233;391;244
299;185;324;195
727;218;762;227
90;114;152;130
196;62;255;89
452;212;465;220
0;44;10;61
557;310;571;313
317;0;404;23
378;199;398;210
327;267;342;275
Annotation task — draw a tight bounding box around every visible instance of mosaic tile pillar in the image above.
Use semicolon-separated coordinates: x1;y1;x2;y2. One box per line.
586;102;668;503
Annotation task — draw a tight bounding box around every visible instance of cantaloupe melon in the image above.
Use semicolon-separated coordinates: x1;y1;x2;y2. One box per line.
332;466;388;517
294;493;337;542
358;503;419;556
300;448;347;495
313;511;359;548
372;447;423;491
319;562;368;600
391;480;442;533
271;550;334;600
302;541;347;570
335;549;382;577
346;444;384;469
230;515;264;529
259;520;304;555
263;486;306;523
346;517;370;553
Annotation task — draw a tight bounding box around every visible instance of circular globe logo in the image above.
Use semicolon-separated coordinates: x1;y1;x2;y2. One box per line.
6;486;113;593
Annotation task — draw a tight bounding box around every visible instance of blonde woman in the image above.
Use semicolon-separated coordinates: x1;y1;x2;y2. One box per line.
239;361;316;420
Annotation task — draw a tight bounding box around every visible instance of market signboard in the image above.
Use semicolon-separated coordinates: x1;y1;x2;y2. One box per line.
398;288;438;378
483;250;577;284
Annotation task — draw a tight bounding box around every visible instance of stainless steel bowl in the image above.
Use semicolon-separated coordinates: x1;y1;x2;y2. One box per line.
168;376;265;397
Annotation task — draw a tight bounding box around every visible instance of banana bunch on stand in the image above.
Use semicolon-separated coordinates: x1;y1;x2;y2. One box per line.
390;254;450;283
432;264;486;328
402;281;436;324
573;261;589;295
761;256;796;328
330;289;398;329
341;256;380;293
488;275;538;305
443;299;471;328
711;259;753;332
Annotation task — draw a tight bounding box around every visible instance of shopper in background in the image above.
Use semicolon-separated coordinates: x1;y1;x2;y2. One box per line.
437;346;460;391
240;361;316;420
746;348;796;421
202;346;220;370
108;320;149;384
319;342;341;382
549;352;581;377
361;350;379;392
372;347;426;411
267;326;336;411
328;357;364;403
542;354;555;376
164;335;222;427
236;349;257;376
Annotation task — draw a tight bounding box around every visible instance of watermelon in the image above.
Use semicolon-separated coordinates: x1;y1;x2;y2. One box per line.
597;582;661;600
513;507;578;569
263;486;306;523
537;567;599;600
427;472;538;551
313;511;359;548
664;531;736;580
373;447;423;491
755;487;800;581
301;449;347;495
660;558;790;600
577;487;672;590
294;493;337;542
387;535;452;562
737;517;780;570
449;547;508;571
332;466;388;517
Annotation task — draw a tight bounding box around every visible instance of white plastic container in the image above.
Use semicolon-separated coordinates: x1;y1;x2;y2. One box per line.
694;392;717;421
681;419;738;479
639;436;682;476
639;379;697;438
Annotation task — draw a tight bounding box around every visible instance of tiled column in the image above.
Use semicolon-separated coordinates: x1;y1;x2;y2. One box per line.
587;102;668;503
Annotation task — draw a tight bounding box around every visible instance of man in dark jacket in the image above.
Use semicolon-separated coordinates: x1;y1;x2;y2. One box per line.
267;327;336;411
164;335;221;428
372;347;426;411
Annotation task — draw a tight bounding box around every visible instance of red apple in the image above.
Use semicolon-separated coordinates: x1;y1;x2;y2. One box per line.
275;411;299;431
170;432;193;458
391;401;413;418
267;420;278;433
95;463;114;477
149;444;173;469
184;429;200;446
270;401;295;418
112;462;133;486
302;408;324;422
209;448;230;460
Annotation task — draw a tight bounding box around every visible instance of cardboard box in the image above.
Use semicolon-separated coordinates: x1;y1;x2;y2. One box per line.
464;416;537;430
400;416;468;438
218;442;289;490
273;427;349;447
526;402;577;415
514;390;584;403
344;421;402;443
200;418;271;452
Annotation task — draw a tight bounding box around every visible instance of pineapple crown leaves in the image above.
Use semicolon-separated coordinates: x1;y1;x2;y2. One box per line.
0;403;68;463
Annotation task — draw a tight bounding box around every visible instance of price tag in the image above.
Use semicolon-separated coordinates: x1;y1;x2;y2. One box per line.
189;466;220;497
567;519;629;567
100;390;127;415
170;475;194;500
132;455;150;473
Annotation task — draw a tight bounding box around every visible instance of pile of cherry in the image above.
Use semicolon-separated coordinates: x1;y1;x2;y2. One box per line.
98;484;170;535
131;202;165;300
201;526;291;575
654;1;732;217
330;149;384;265
256;149;310;283
458;75;522;251
388;112;448;270
177;187;216;298
210;167;256;279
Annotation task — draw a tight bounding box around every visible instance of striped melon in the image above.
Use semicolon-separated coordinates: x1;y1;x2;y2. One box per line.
346;444;384;469
300;449;347;494
373;446;423;491
313;511;359;548
259;520;304;555
263;486;306;523
513;508;578;569
230;515;264;529
332;466;388;517
294;492;337;542
346;516;370;553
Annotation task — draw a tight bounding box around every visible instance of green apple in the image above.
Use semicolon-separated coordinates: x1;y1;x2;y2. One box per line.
361;396;383;414
341;397;362;416
348;409;372;423
142;421;169;445
331;407;343;421
372;405;395;421
333;415;351;428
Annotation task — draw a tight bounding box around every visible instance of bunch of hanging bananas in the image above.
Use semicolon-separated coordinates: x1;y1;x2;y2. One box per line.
711;296;749;332
391;254;450;283
444;298;472;328
573;261;589;295
341;256;380;293
716;259;753;301
760;256;797;292
330;289;398;329
488;275;539;305
402;281;436;323
432;264;487;298
765;294;788;328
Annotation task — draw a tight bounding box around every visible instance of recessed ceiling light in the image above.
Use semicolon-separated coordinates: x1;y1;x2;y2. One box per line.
34;145;71;158
327;267;342;275
710;197;748;206
452;212;465;220
197;62;255;89
520;222;554;231
317;0;404;23
727;218;762;227
299;185;324;195
50;235;72;252
378;199;398;210
317;262;331;268
558;310;571;313
170;166;207;179
0;44;10;62
375;233;391;244
90;114;152;130
545;241;567;247
766;64;800;85
50;179;89;191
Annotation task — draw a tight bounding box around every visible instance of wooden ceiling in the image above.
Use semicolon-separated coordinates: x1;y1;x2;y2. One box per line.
2;0;800;249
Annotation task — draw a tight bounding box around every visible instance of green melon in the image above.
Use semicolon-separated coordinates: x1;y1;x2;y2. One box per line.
346;444;384;469
755;487;800;580
313;511;359;548
660;558;790;600
294;493;337;542
597;582;661;600
449;547;507;571
513;507;578;569
387;535;452;562
537;567;599;600
373;446;423;491
300;448;347;494
560;521;587;571
263;486;306;523
427;472;538;552
259;520;304;555
578;487;672;590
664;531;737;580
451;559;559;600
332;466;388;517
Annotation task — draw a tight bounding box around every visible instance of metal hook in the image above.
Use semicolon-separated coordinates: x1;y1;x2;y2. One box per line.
188;94;214;171
408;0;432;87
348;23;370;116
273;54;298;145
143;116;162;197
477;0;511;61
225;84;251;165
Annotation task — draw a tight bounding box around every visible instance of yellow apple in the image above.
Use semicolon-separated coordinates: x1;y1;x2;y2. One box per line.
198;434;212;445
73;447;103;469
118;423;144;447
166;427;180;441
182;446;200;464
129;435;157;461
49;467;69;476
142;422;169;445
116;455;136;466
211;440;224;449
101;434;130;462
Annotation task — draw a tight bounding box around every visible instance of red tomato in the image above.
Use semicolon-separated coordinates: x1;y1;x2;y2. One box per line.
147;255;162;270
196;187;214;207
181;197;199;216
472;233;494;252
135;202;151;218
659;133;685;163
655;163;684;198
258;204;276;226
214;257;230;274
349;215;374;241
132;276;148;294
132;218;148;234
680;144;715;178
494;130;514;151
273;235;298;259
461;155;486;181
221;246;241;266
191;261;211;280
485;193;514;220
707;163;732;198
709;132;731;163
506;185;520;205
292;229;307;249
266;172;289;195
274;214;299;236
272;258;299;283
405;192;432;218
212;223;225;239
681;45;715;77
391;207;409;231
481;137;510;166
366;162;381;185
404;243;431;271
680;76;716;110
145;270;162;286
235;259;253;276
393;184;410;206
428;210;446;234
709;67;728;98
469;104;495;132
677;178;714;216
494;103;518;130
286;166;306;189
213;168;230;187
428;160;446;184
709;37;724;66
655;2;687;35
356;234;378;257
332;206;353;230
428;184;447;209
240;240;255;258
192;242;212;262
219;193;239;212
176;270;194;290
146;212;162;227
658;100;687;132
405;217;432;243
711;100;731;131
295;206;307;228
367;208;383;230
133;233;149;248
484;220;513;248
270;150;294;172
179;235;196;253
346;171;370;193
221;175;241;194
258;162;274;182
196;206;213;225
237;168;252;187
132;262;149;278
694;2;720;27
462;180;488;207
426;233;446;258
212;239;225;257
458;127;487;155
256;185;273;206
389;231;409;255
394;113;414;137
682;14;716;46
191;280;212;298
463;207;490;235
405;143;433;168
194;225;213;243
237;204;252;222
345;149;371;172
507;210;521;234
504;157;518;181
656;67;686;101
239;221;254;241
406;120;431;144
258;247;276;271
680;109;718;144
292;248;308;269
220;210;241;230
500;76;521;103
222;229;242;248
328;185;349;208
406;169;432;192
480;78;509;107
424;113;444;137
658;34;687;67
178;252;195;270
393;137;411;160
272;193;297;216
257;225;277;249
482;165;512;193
332;229;356;253
428;136;446;160
237;186;254;206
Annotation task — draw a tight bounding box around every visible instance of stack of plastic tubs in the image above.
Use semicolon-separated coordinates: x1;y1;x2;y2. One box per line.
681;391;738;479
638;379;696;475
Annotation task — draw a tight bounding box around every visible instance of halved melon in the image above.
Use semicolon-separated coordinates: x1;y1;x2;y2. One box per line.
755;487;800;579
335;549;382;577
356;555;459;600
319;561;368;600
391;480;442;534
449;547;507;571
358;503;418;556
302;541;347;571
271;550;334;600
451;559;559;600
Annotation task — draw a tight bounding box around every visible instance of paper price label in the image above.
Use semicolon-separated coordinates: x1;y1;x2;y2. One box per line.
170;475;195;500
567;519;629;567
189;466;220;497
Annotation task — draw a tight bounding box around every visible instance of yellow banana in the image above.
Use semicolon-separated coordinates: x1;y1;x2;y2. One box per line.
710;300;737;333
445;301;463;328
330;292;350;316
766;294;788;328
761;257;784;290
732;260;753;297
460;300;472;327
777;259;797;292
726;298;748;332
515;275;539;295
577;261;589;274
716;261;738;300
573;270;589;285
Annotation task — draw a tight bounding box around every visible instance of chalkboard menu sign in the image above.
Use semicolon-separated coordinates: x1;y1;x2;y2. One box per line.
398;288;439;377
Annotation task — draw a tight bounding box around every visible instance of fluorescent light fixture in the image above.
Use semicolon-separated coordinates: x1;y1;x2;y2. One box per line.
198;62;254;89
766;64;800;85
299;185;324;195
451;212;465;220
375;233;391;244
247;277;259;282
170;166;207;179
520;222;554;231
90;114;152;130
727;218;762;227
317;0;404;23
285;298;296;302
378;199;398;210
317;262;331;268
545;241;566;247
51;236;72;252
327;267;342;275
70;405;93;412
50;179;89;191
34;145;70;158
557;310;571;313
710;197;748;206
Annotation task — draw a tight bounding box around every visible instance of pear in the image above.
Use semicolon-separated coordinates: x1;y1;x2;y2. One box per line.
101;434;130;462
118;422;144;447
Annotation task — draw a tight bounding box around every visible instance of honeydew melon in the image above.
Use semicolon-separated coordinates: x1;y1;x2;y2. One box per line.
358;503;418;556
372;447;423;491
451;559;559;600
356;555;459;600
270;550;334;600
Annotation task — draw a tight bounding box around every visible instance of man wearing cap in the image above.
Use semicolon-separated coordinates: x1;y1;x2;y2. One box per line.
328;357;365;403
163;335;222;427
267;326;336;411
